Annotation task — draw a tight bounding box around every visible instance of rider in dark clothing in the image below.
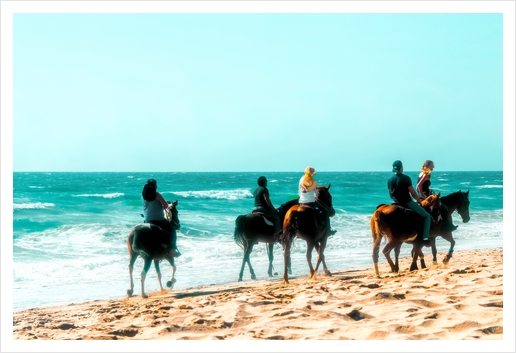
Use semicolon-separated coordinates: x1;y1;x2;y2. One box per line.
253;176;281;234
388;160;431;243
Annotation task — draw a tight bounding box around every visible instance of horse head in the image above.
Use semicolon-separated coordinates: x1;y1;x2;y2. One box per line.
421;192;440;208
316;184;335;217
456;190;470;223
165;200;181;230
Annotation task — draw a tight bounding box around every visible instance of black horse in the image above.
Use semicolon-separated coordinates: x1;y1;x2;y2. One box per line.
127;201;180;298
234;198;299;282
427;190;470;265
280;185;335;284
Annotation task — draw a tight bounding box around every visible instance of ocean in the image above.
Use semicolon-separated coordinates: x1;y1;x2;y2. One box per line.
11;171;503;310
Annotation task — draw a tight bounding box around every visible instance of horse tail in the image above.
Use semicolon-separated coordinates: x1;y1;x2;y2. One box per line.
234;215;246;249
371;206;391;249
281;205;300;245
127;227;135;255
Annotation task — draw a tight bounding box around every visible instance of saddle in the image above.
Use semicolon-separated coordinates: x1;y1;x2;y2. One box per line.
386;202;442;223
252;210;275;226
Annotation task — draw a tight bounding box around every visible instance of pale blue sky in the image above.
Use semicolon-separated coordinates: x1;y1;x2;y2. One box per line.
9;10;506;172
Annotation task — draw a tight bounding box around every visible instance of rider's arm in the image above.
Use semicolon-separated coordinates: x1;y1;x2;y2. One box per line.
305;180;317;192
263;189;276;210
155;192;168;209
409;186;422;203
416;174;428;196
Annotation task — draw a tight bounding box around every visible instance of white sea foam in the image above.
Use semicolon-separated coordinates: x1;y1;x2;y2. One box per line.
73;193;124;198
172;189;253;200
28;186;45;189
14;202;55;210
476;185;503;189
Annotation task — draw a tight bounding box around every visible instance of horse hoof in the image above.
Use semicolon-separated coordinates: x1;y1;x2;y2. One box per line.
267;272;273;277
324;270;332;277
274;272;278;276
166;279;176;288
238;278;243;282
433;261;438;265
251;275;257;280
127;289;133;297
142;294;148;299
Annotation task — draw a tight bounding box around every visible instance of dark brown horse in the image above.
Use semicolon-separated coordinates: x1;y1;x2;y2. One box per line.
280;185;335;284
234;199;299;282
427;190;470;265
370;193;441;276
127;201;180;298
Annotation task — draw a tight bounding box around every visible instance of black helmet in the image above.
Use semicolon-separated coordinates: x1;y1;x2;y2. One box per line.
257;176;267;187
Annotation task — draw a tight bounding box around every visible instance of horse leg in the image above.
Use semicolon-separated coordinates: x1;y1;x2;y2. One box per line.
441;232;455;265
164;256;177;287
282;241;291;284
140;257;153;298
431;237;438;264
372;241;382;277
382;242;398;273
154;260;164;292
267;243;275;277
238;242;249;282
306;240;316;279
246;243;257;280
127;251;138;297
315;238;331;277
409;245;423;271
393;244;401;273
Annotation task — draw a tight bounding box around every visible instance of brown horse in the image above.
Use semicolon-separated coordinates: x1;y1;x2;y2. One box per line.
233;199;299;282
127;201;180;298
280;185;335;284
370;193;441;276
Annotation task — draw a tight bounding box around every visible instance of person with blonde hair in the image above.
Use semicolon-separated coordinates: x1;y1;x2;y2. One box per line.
417;160;434;198
416;160;458;232
298;166;318;203
298;166;333;236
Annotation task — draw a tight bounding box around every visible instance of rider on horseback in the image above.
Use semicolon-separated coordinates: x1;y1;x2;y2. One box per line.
388;160;431;244
417;160;458;232
142;179;181;257
252;176;281;234
298;166;332;237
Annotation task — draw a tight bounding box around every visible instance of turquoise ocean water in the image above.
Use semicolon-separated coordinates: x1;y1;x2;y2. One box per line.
12;171;503;310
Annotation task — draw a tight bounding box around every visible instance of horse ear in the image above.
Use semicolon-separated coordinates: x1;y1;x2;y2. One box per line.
465;190;469;196
173;200;178;206
437;192;441;197
328;183;331;190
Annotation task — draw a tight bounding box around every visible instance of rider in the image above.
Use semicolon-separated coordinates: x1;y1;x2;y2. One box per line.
388;160;430;243
253;176;281;234
141;179;181;257
298;166;332;237
417;160;458;232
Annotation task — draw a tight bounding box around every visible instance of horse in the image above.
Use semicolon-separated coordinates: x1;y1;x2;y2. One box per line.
427;190;470;265
280;185;335;284
126;201;181;298
233;198;299;282
370;193;441;276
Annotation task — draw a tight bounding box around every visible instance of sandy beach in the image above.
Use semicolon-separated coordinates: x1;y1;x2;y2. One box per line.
8;247;511;350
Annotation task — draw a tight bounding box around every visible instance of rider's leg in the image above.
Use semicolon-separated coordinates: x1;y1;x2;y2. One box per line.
405;200;431;241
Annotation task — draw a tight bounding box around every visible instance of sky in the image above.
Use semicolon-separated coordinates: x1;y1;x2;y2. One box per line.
2;2;514;174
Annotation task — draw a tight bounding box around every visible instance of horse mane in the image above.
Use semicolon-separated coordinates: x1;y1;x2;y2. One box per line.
440;191;461;203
